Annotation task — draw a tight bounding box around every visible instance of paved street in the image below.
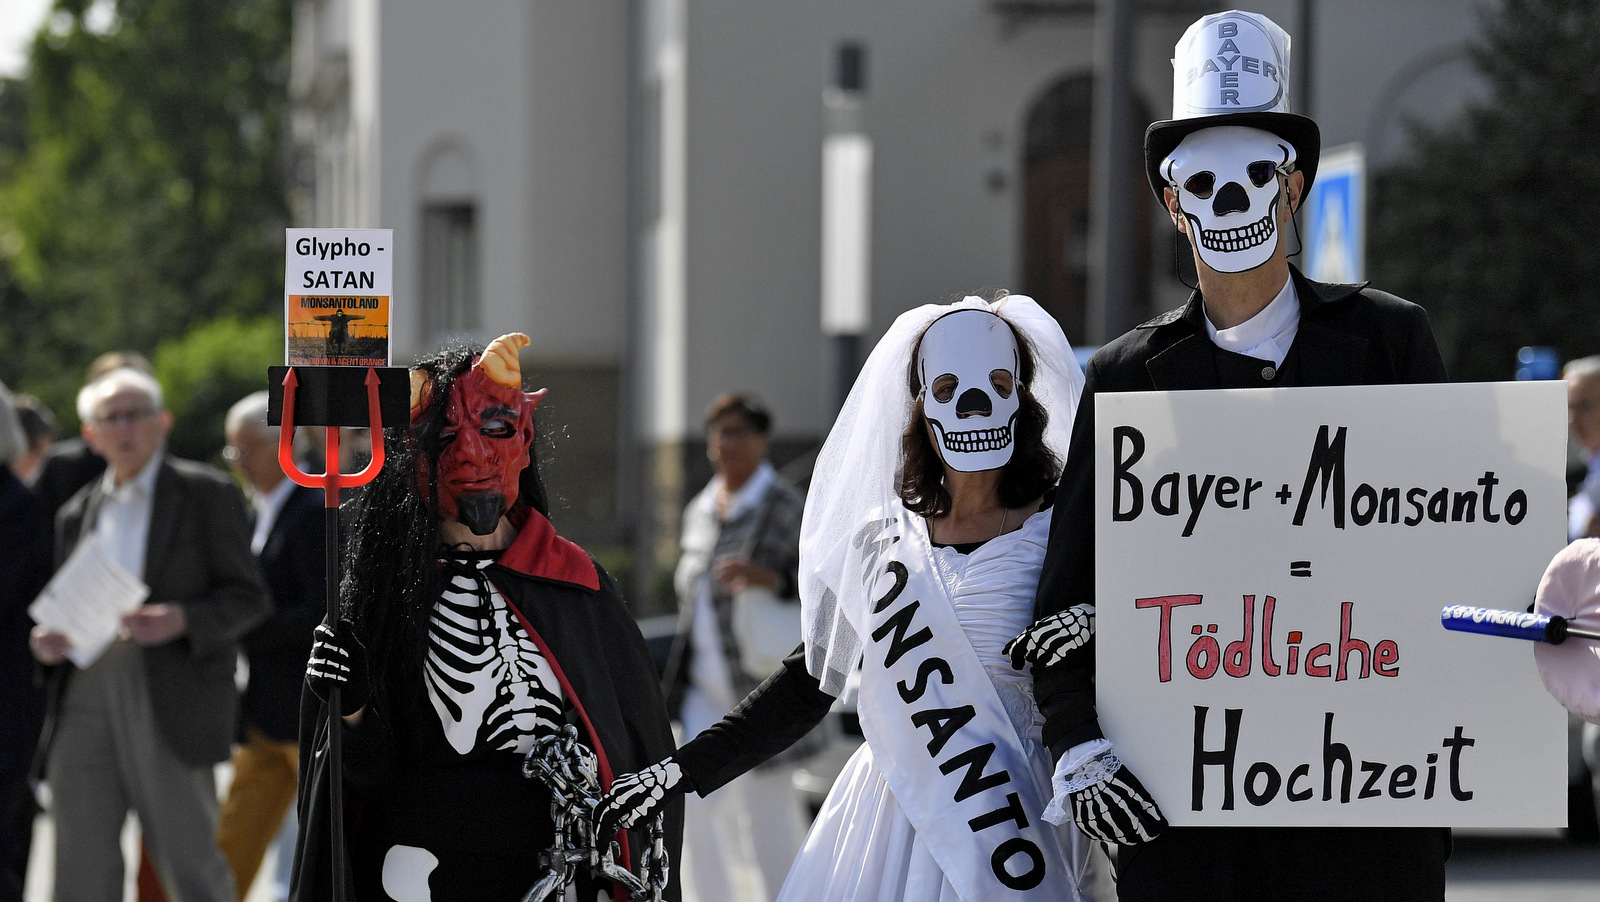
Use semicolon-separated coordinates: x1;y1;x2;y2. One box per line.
27;819;1599;901
1447;834;1600;901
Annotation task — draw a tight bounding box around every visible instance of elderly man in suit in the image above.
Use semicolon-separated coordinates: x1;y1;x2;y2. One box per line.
30;367;267;901
214;391;325;900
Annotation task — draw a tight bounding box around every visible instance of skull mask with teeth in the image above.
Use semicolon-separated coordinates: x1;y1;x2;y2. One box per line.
917;309;1021;473
1163;126;1296;274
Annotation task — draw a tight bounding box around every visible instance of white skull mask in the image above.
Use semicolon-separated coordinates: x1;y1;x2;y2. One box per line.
917;309;1020;473
1163;126;1296;274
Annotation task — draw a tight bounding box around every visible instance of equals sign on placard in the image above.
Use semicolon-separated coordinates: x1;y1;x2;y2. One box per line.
1289;560;1312;578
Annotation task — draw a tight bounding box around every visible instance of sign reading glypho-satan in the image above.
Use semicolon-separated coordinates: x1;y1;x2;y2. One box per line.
1095;382;1568;827
284;228;393;366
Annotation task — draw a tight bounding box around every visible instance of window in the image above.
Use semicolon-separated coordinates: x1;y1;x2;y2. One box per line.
422;203;479;337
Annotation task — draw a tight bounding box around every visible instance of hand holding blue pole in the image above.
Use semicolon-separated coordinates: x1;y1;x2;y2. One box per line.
1441;605;1600;645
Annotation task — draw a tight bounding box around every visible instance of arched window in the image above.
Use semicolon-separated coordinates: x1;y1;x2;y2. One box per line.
418;141;480;339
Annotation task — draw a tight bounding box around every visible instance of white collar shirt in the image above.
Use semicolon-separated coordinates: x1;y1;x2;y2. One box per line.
94;451;163;581
1205;274;1301;367
716;460;775;523
251;477;296;556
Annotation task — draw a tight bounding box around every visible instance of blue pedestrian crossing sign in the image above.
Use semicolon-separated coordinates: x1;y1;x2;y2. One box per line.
1302;144;1365;283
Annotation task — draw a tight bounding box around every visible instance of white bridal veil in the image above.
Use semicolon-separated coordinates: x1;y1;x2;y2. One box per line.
798;294;1085;695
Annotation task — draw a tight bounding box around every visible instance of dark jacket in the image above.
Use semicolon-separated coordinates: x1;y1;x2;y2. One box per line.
32;438;105;526
48;456;270;767
0;468;51;776
290;509;682;902
243;484;327;742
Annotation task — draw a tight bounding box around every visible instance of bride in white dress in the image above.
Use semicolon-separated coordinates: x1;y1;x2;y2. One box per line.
598;294;1111;901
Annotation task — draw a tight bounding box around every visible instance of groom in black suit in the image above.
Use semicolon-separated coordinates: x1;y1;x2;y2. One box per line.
1014;11;1451;902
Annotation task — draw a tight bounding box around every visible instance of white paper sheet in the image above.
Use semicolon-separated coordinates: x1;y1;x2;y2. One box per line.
28;535;150;668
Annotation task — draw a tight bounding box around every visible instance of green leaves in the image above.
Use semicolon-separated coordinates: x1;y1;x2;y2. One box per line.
153;314;281;460
1369;0;1600;380
0;0;292;432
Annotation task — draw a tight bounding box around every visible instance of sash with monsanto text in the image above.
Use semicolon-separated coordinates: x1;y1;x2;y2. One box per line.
825;509;1078;898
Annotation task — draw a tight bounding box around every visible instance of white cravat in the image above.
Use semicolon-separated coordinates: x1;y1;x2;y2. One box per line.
94;453;162;581
251;477;296;556
1205;274;1300;367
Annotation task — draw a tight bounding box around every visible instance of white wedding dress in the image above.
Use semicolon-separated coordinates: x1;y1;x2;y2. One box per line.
776;510;1108;902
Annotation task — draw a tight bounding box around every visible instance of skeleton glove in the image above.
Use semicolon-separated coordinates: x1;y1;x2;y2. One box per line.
1063;754;1167;846
306;619;369;716
593;758;686;840
1004;605;1095;672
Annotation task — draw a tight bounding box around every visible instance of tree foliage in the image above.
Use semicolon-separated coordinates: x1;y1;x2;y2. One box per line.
153;314;281;460
0;0;292;430
1369;0;1600;380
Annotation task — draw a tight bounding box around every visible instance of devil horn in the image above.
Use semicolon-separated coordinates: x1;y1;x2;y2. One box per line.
409;369;432;420
479;333;531;388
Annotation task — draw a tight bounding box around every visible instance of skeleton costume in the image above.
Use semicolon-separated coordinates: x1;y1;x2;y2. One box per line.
1027;11;1451;901
599;296;1108;901
290;338;681;902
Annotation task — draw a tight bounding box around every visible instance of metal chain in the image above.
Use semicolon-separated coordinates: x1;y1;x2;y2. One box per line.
521;725;671;902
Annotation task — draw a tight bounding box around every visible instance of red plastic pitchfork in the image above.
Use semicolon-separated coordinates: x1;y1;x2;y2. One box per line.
278;366;386;901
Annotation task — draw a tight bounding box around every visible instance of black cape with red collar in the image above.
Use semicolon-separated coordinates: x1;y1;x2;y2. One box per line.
289;509;682;902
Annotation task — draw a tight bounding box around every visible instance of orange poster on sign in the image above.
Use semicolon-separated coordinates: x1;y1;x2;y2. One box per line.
286;294;391;366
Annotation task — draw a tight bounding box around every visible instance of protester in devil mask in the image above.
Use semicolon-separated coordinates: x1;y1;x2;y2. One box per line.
1009;10;1451;901
289;334;680;902
595;295;1114;901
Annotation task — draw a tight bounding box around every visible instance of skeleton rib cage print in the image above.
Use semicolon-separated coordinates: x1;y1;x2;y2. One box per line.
425;555;566;756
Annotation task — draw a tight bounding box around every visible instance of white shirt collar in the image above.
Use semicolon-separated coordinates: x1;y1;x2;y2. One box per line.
101;450;163;501
255;475;296;517
1204;274;1300;367
700;460;776;521
251;477;297;555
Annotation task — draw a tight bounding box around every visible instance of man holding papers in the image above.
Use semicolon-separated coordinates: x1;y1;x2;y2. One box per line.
30;366;267;902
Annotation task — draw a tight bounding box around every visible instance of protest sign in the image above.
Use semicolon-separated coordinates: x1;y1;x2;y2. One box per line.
1096;382;1568;827
284;228;393;366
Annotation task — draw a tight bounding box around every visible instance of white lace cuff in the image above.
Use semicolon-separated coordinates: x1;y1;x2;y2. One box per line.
1042;738;1114;825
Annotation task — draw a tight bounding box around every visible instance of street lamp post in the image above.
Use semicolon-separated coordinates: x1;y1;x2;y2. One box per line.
821;42;872;414
1087;0;1140;344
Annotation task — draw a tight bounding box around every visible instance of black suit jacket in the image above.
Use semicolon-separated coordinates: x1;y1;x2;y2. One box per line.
1033;266;1448;755
51;455;270;766
33;438;106;527
0;468;51;777
243;484;327;742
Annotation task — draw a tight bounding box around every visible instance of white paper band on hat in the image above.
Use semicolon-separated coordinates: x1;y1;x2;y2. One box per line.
1171;10;1294;118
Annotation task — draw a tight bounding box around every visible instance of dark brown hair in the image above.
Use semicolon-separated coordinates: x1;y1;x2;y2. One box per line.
705;393;772;435
898;311;1060;517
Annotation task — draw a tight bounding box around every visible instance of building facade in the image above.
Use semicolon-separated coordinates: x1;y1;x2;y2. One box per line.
289;0;1486;611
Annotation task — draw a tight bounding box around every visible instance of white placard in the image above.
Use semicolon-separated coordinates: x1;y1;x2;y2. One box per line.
29;535;150;668
284;228;393;366
1096;382;1568;827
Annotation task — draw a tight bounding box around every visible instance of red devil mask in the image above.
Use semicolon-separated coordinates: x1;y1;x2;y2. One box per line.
411;333;546;535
